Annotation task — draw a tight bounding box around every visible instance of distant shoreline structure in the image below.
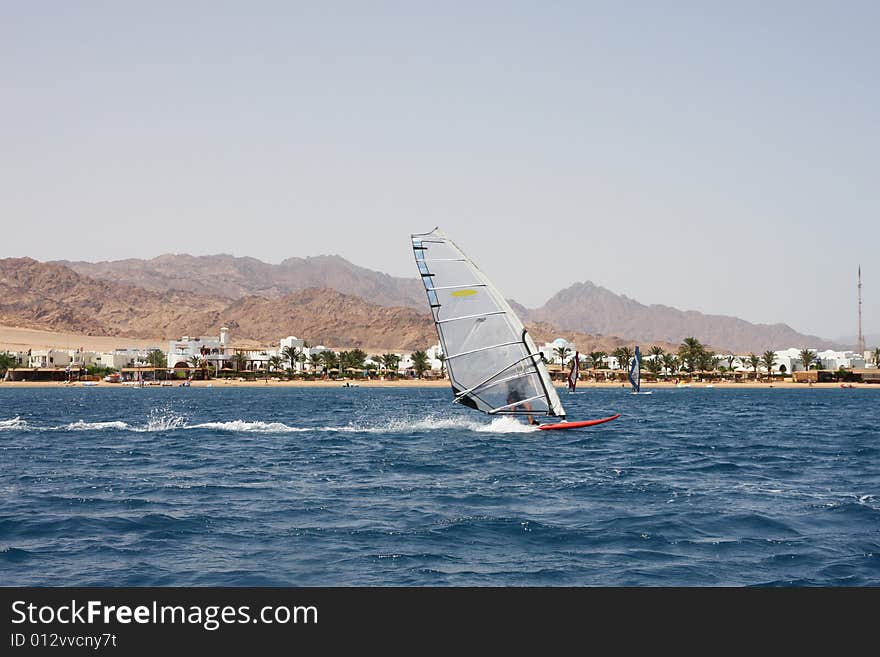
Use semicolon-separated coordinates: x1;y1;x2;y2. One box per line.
1;379;877;390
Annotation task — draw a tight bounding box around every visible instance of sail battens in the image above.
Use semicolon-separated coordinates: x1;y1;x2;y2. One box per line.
452;353;542;402
488;394;545;415
411;228;566;419
426;283;487;292
436;310;506;325
445;341;522;361
459;371;535;398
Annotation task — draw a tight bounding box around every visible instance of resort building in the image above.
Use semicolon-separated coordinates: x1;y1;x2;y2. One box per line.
815;350;866;371
167;327;231;370
280;336;305;351
426;344;445;371
28;349;71;369
539;338;577;367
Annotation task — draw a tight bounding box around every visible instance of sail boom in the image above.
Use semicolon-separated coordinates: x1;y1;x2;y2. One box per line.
488;394;545;415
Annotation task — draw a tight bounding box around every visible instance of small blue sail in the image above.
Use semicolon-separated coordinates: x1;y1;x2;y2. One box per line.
628;346;641;393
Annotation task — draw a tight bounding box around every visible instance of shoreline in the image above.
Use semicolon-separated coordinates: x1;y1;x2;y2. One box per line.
0;379;875;390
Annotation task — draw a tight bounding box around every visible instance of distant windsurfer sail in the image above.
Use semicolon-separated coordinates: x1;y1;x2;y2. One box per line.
568;351;579;392
628;346;641;393
410;228;619;430
628;346;652;395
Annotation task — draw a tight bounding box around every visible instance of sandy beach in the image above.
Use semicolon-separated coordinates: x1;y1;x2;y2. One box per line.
1;378;874;389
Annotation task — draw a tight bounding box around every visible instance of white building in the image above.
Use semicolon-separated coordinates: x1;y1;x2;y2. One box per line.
167;326;231;370
28;349;71;369
815;349;866;371
539;338;577;367
280;336;305;351
426;343;445;371
2;351;29;367
278;336;307;371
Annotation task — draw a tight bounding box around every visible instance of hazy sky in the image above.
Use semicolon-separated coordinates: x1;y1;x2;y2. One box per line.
2;2;877;340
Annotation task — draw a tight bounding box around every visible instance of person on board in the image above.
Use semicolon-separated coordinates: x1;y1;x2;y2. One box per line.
505;378;539;426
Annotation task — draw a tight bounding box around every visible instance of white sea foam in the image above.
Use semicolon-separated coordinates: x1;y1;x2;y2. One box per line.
62;420;131;431
320;415;539;434
138;411;187;432
187;420;308;433
1;412;539;435
0;417;28;430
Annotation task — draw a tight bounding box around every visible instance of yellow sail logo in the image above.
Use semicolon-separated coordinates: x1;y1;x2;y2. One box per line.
451;289;478;297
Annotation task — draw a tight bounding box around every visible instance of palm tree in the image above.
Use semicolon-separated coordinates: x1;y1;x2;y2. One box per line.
553;346;572;369
761;351;777;382
726;355;737;371
649;346;664;361
662;353;678;379
147;349;167;369
268;355;284;374
411;350;430;378
645;356;663;380
678;337;704;374
747;353;760;380
348;349;367;370
320;351;339;375
799;349;815;372
381;353;401;378
281;346;301;376
872;347;880;369
308;353;323;374
697;352;720;375
588;351;606;370
0;351;16;377
437;352;446;377
614;346;633;373
232;351;247;374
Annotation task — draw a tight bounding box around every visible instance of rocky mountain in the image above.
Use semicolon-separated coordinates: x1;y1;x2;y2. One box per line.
57;253;425;309
0;258;433;350
0;258;228;338
1;258;654;353
522;281;839;354
9;255;841;353
219;288;436;349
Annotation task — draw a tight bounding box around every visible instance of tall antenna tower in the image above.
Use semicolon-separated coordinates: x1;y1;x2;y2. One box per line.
857;265;864;355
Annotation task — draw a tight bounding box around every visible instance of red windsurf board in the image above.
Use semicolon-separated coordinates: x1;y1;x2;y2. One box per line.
538;414;621;431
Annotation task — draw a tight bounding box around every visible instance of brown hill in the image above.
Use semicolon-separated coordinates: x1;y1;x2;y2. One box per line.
0;258;434;349
52;253;838;352
0;258;228;338
57;253;425;308
523;281;839;353
220;288;437;349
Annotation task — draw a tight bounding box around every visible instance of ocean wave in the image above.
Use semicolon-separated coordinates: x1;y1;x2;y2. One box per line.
0;412;538;434
62;420;131;431
186;415;539;434
0;417;28;430
338;415;539;434
188;420;308;433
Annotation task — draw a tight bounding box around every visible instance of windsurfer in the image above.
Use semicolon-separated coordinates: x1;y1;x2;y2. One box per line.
506;379;538;426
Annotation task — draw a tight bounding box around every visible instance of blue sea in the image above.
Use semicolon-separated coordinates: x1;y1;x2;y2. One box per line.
1;386;878;586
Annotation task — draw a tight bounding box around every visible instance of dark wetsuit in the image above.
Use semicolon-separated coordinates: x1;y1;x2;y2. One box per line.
506;379;538;424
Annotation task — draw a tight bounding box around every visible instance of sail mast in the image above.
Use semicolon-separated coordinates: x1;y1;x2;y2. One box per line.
857;265;864;356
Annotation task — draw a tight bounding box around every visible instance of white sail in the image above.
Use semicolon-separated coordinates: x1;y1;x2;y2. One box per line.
411;228;565;418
